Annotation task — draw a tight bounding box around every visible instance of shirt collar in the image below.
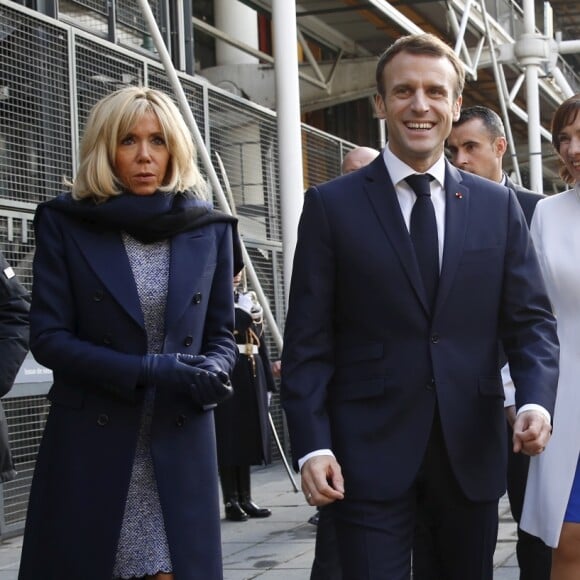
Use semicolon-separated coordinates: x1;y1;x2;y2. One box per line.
383;143;446;189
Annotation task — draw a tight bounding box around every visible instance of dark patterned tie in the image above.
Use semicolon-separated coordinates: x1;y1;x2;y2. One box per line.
406;174;439;311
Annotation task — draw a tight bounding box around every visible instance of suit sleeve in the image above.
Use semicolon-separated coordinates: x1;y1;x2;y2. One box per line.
499;192;558;414
281;187;336;461
0;252;30;397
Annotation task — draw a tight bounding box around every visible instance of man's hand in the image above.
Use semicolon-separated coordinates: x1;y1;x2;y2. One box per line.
300;456;345;507
271;360;281;378
513;410;552;455
505;405;517;428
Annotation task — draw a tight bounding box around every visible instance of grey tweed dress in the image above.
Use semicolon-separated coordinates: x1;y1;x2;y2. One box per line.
113;233;172;579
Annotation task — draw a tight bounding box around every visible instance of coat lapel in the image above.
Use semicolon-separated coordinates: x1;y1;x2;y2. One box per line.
434;162;469;316
68;226;145;328
363;157;430;314
165;230;213;331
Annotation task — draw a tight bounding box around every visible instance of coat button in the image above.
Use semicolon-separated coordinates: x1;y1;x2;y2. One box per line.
431;334;440;344
103;334;112;345
93;290;104;302
184;335;193;347
176;414;186;427
97;414;109;426
192;292;202;304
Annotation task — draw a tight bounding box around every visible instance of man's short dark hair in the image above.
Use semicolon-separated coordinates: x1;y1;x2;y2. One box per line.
454;106;505;141
375;33;465;99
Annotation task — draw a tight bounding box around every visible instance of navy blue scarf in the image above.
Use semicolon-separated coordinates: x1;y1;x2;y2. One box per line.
36;190;244;272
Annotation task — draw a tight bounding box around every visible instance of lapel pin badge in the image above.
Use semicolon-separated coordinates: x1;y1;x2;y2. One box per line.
455;192;463;199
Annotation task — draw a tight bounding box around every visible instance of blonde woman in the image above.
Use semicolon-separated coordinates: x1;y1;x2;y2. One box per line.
19;87;241;580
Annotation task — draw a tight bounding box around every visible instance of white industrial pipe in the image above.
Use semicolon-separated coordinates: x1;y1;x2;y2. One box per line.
479;0;523;184
214;0;259;65
520;0;544;192
272;0;305;306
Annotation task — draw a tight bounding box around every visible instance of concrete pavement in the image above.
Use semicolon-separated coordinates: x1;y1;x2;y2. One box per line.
0;461;523;579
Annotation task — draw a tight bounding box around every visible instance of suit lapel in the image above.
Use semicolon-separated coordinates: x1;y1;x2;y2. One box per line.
435;162;469;316
165;230;212;331
68;225;145;328
363;157;430;314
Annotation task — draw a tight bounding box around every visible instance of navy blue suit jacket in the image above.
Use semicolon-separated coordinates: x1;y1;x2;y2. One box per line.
281;156;558;503
505;174;544;227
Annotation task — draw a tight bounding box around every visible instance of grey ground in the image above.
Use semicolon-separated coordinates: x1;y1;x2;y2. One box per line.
0;461;522;579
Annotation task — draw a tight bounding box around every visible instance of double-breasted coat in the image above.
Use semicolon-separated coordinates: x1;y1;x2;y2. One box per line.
18;195;238;580
214;301;276;466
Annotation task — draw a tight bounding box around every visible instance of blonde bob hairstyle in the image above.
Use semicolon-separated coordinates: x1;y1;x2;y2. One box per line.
72;86;207;202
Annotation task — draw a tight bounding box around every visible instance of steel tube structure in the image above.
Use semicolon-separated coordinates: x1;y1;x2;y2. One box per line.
522;0;544;192
272;0;305;306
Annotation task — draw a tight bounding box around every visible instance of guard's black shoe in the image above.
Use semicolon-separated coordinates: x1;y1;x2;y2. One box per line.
240;499;272;518
225;500;249;521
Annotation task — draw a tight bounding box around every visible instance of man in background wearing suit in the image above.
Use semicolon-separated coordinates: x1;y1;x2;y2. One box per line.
444;105;551;580
281;33;558;580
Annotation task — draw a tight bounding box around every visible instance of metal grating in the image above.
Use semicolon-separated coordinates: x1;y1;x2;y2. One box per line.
74;36;145;140
59;0;109;39
116;0;160;36
67;0;107;14
1;396;49;532
208;90;281;245
302;125;345;188
62;0;162;41
0;5;72;205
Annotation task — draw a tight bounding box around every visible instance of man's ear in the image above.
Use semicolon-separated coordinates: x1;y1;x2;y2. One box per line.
452;95;462;121
494;136;508;158
374;94;386;119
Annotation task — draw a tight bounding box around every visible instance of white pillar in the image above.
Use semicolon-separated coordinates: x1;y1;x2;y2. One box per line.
272;0;304;306
214;0;258;65
521;0;544;192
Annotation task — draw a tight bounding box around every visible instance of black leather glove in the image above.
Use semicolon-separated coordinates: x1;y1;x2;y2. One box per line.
140;353;206;390
140;354;232;409
181;354;233;409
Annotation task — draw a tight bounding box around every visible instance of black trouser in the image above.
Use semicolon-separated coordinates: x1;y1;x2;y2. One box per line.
310;505;342;580
219;465;252;502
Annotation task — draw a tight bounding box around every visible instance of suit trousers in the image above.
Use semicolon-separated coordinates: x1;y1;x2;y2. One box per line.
334;411;499;580
506;423;552;580
310;505;342;580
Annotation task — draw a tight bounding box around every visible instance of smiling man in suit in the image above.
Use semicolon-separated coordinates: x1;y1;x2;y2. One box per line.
281;33;559;580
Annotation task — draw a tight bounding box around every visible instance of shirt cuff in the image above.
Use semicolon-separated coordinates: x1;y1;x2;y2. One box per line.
298;449;334;472
502;363;515;408
517;403;551;425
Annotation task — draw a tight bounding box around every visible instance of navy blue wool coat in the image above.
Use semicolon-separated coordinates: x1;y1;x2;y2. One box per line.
19;198;237;580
